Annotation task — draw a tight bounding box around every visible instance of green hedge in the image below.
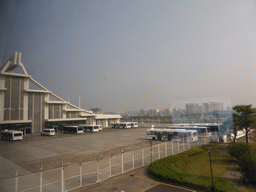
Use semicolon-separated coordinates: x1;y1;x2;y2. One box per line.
238;153;256;184
229;142;256;184
228;142;252;159
148;147;240;192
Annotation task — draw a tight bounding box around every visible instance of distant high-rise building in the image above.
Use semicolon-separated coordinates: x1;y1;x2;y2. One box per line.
172;107;182;115
147;109;159;116
139;109;146;116
166;107;172;116
226;107;232;111
202;102;223;113
186;103;200;114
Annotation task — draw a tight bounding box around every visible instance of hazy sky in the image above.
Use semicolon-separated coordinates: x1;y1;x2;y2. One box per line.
1;0;256;112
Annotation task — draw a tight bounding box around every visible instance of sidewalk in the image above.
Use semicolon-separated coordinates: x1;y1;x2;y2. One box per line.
72;166;198;192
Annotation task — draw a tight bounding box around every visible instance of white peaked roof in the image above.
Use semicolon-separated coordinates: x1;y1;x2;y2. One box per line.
0;52;95;115
1;52;121;120
1;52;29;77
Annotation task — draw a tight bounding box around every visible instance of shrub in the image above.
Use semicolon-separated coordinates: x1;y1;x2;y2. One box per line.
238;152;256;184
182;147;204;157
228;142;252;159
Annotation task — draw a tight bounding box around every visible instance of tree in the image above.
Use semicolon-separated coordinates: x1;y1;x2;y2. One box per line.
232;123;238;142
233;105;256;143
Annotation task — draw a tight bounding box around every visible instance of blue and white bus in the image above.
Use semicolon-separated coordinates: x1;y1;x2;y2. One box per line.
146;128;198;142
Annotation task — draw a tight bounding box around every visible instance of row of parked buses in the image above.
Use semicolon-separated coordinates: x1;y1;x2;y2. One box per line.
0;124;104;141
40;124;103;136
62;125;103;134
166;123;221;135
111;122;138;129
1;130;23;141
146;128;198;142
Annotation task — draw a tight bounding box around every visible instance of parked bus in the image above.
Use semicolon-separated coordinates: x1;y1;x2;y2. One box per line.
1;130;23;141
146;128;198;142
146;128;170;141
111;122;137;129
167;129;198;142
167;125;209;136
41;128;55;136
167;123;221;133
63;126;84;134
118;122;132;128
192;123;221;133
130;122;138;128
111;123;119;128
79;125;99;132
111;122;131;129
95;125;102;131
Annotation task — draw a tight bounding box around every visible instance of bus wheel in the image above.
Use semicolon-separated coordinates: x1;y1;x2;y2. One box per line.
152;137;156;140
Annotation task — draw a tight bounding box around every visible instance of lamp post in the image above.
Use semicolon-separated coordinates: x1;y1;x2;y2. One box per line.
150;140;153;163
207;147;214;191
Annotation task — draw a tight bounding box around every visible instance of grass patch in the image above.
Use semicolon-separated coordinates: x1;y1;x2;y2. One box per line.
148;144;240;192
183;144;238;177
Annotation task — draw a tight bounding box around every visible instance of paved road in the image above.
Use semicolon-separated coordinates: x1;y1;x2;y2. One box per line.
0;126;206;191
0;127;154;179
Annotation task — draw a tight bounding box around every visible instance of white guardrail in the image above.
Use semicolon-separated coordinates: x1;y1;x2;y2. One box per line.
0;135;210;192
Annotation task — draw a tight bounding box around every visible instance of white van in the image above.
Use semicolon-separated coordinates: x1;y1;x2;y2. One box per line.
1;130;23;141
131;122;138;128
63;126;84;134
95;125;103;131
41;128;55;136
80;125;99;132
119;123;131;129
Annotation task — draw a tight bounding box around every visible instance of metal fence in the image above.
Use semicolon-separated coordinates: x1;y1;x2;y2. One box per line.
0;135;210;192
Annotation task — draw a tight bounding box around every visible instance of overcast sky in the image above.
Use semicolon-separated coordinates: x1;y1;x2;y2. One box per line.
1;0;256;112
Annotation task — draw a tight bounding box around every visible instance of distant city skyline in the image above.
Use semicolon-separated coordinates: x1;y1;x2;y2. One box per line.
1;1;256;112
108;101;231;115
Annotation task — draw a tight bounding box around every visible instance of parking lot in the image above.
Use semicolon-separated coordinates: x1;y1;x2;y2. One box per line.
0;126;210;192
0;127;153;180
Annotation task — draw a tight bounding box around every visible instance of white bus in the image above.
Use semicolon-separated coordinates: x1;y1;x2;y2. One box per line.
167;125;209;136
111;122;131;129
167;129;198;142
41;128;55;136
146;128;198;142
1;130;23;141
130;122;138;128
111;123;119;128
118;122;132;129
146;128;166;140
80;125;99;132
111;122;137;129
63;126;84;134
95;125;102;131
167;123;221;134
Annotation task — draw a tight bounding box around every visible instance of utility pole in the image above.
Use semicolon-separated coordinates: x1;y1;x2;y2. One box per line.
79;95;80;108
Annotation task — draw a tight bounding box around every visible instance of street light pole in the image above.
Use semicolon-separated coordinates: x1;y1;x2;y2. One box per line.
150;140;153;163
207;147;214;191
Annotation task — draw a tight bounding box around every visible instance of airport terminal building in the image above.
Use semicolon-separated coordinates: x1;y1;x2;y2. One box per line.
0;52;121;134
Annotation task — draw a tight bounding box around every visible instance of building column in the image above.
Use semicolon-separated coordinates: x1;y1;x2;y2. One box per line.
23;79;29;120
0;76;5;121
